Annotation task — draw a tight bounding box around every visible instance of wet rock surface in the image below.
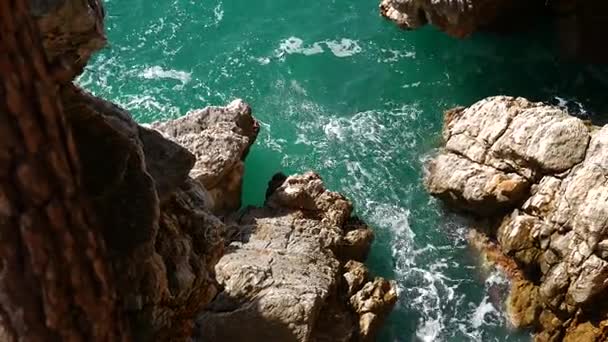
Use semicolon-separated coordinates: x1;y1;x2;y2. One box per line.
426;96;608;341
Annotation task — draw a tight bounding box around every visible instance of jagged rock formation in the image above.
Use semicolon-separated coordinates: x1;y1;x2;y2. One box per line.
28;0;398;340
379;0;608;63
61;84;226;340
196;172;398;342
154;108;398;341
425;96;608;341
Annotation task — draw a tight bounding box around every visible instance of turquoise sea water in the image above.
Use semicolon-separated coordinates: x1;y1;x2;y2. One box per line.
80;1;608;341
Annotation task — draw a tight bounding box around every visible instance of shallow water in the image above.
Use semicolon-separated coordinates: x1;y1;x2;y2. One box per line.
80;0;608;340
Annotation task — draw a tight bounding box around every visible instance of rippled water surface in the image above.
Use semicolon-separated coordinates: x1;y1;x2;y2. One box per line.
81;1;608;340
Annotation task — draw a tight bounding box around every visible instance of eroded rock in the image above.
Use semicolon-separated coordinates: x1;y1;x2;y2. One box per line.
507;279;542;328
425;96;608;340
350;278;398;341
425;152;529;215
151;99;259;214
379;0;540;37
197;172;397;341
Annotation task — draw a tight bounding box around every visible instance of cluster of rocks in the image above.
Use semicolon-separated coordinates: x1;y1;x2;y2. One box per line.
32;0;398;340
425;96;608;341
379;0;608;63
61;86;398;340
153;113;398;341
195;171;397;341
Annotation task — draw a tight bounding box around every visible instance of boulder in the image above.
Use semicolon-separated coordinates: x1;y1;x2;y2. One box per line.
344;261;370;297
507;280;542;328
425;96;608;339
425;152;529;215
349;278;398;341
151;99;259;214
197;172;397;341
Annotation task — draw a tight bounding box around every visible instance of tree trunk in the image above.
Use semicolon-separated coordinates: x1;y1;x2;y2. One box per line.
0;1;129;341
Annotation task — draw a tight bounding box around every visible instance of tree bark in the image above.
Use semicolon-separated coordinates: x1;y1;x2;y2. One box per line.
0;1;129;341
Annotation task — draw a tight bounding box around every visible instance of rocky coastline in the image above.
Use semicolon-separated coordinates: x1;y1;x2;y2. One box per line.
424;96;608;341
33;0;397;340
31;0;608;340
379;0;608;63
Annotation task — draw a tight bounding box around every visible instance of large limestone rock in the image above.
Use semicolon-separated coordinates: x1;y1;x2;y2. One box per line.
425;152;529;215
197;172;398;342
151;100;259;214
425;96;608;340
426;96;589;215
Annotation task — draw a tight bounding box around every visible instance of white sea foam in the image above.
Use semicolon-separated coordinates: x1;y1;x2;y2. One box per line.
118;95;182;119
290;80;308;96
325;38;362;58
256;57;271;65
553;96;588;116
213;2;224;23
139;66;192;85
275;37;324;58
378;48;416;63
274;37;362;60
471;296;498;329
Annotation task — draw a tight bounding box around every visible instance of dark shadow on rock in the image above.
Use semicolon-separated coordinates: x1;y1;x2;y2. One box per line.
194;295;300;342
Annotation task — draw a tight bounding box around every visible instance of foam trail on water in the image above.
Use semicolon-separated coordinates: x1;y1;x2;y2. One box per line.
273;37;363;61
139;66;192;85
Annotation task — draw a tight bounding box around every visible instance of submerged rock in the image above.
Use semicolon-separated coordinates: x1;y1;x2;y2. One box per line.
425;96;608;340
197;172;397;342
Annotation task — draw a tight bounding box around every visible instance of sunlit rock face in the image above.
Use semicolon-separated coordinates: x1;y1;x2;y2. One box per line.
426;96;608;341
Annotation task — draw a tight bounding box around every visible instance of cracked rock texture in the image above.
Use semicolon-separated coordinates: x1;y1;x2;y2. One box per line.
197;172;398;342
426;96;608;341
151;100;259;214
